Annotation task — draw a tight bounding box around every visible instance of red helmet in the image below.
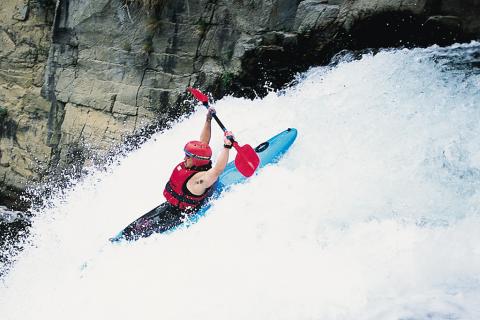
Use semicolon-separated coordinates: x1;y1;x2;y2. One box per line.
184;140;212;166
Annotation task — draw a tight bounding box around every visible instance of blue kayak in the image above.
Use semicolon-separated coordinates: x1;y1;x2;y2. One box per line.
110;128;297;242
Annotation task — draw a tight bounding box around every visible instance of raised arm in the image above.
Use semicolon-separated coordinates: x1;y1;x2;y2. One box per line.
205;145;230;182
199;108;215;144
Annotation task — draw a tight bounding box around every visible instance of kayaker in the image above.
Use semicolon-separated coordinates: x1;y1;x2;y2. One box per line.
123;108;234;239
163;107;234;211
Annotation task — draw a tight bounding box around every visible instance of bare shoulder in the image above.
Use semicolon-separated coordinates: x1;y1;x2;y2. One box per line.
191;169;218;189
190;171;208;186
186;171;211;196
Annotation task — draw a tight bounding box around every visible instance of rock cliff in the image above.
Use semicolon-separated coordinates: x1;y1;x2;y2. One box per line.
0;0;55;205
1;0;479;206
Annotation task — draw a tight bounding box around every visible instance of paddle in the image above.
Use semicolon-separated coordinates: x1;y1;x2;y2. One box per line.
187;87;260;177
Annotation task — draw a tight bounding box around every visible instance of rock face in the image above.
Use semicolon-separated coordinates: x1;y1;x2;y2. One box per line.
1;0;479;205
0;0;56;204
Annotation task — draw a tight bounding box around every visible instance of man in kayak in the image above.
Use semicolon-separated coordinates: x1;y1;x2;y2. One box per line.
163;107;234;210
123;108;234;239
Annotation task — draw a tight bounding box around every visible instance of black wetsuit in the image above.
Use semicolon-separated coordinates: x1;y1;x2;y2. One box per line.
120;202;197;241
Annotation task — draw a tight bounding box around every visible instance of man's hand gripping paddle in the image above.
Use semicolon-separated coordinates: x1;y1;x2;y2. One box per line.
188;87;260;177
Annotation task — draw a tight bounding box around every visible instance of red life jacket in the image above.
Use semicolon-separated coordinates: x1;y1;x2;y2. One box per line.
163;161;212;210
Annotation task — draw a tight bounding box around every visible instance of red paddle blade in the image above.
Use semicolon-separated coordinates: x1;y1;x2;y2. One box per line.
188;87;209;104
233;142;260;177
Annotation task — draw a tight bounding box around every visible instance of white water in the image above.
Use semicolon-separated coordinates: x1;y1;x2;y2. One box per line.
1;42;480;320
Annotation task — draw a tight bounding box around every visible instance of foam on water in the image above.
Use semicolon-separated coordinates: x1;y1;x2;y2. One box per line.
1;42;480;320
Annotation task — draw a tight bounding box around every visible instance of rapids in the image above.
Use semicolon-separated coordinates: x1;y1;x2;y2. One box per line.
1;42;480;320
